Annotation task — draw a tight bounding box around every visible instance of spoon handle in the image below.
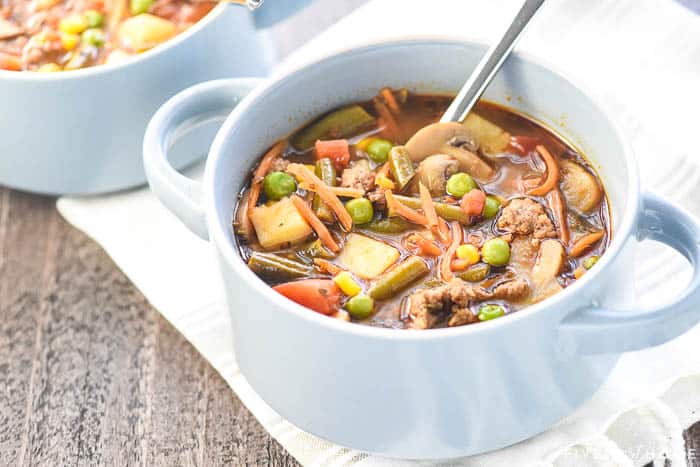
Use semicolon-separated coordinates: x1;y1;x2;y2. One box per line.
440;0;545;123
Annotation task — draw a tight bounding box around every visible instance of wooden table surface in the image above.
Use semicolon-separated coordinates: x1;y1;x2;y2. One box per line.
1;1;699;465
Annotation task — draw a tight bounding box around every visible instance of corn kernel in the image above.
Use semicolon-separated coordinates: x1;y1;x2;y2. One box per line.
60;32;80;50
456;244;480;265
375;175;395;190
573;267;586;279
355;137;375;152
333;271;362;297
59;14;88;34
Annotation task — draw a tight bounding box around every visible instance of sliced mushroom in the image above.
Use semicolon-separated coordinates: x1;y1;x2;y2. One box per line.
0;19;23;40
531;239;564;303
414;154;458;196
405;122;495;181
560;160;603;213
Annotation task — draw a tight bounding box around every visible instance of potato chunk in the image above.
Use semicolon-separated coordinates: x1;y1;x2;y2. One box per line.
531;239;564;303
249;197;313;250
118;14;176;52
463;113;511;154
337;233;399;279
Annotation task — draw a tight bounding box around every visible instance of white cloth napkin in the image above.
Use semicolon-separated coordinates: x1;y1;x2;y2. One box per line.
57;0;700;465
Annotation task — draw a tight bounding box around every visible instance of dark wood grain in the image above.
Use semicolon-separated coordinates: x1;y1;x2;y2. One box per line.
0;188;299;466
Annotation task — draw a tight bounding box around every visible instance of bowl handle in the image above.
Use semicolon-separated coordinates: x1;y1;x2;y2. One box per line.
143;78;263;240
559;192;700;354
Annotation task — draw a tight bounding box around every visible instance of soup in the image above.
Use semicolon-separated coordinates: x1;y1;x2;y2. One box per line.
233;88;610;330
0;0;216;71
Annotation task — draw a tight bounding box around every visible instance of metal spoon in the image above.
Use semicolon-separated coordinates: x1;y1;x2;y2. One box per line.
440;0;545;123
221;0;263;8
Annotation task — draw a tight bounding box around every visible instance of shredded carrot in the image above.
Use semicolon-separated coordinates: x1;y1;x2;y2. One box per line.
380;87;401;114
314;258;344;275
377;161;391;179
291;195;340;253
373;98;399;141
528;145;560;196
570;231;604;258
405;233;442;257
440;222;463;282
247;140;286;219
385;190;429;225
329;186;365;198
548;189;570;245
573;267;586;280
419;183;450;243
287;164;353;231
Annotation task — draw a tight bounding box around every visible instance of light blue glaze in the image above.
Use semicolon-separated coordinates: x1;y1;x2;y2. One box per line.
144;38;700;459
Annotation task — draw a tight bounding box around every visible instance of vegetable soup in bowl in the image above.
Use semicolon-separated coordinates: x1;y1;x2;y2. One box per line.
144;39;700;458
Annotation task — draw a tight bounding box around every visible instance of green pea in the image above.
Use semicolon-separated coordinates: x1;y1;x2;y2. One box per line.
481;238;510;266
482;195;501;219
345;294;374;319
345;198;373;225
366;138;392;164
81;28;105;47
583;255;599;270
446;172;477;198
263;172;296;200
84;10;104;28
130;0;153;15
478;304;505;321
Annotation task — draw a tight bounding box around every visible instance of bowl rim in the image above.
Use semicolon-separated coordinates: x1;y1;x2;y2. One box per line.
205;35;640;341
0;2;231;81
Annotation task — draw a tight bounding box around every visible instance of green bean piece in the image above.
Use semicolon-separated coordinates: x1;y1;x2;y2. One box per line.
299;239;335;259
312;158;336;222
364;217;413;234
388;146;415;191
368;256;429;300
291;105;377;150
248;252;314;282
457;263;490;282
478;304;505;321
392;195;470;224
345;294;374;319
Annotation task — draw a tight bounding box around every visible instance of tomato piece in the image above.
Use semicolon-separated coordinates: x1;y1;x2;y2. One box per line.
273;279;341;315
460;189;486;216
315;139;350;170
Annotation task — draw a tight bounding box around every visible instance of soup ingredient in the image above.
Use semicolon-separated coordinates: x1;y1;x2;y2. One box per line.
385;190;429;225
497;198;557;239
345;294;374;319
290;195;340;253
440;222;463;281
287;164;353;231
337;233;400;279
363;217;410;234
531;239;564;302
446;172;477;198
249;197;313;249
292;105;377;151
340;159;375;191
118;14;176;52
313;158;336;222
84;10;104;28
315;139;350;170
263;171;296;200
478;304;506;321
368;256;429;300
333;271;362;297
300;239;335;259
416;155;459;196
273;279;341;315
366;138;393;164
60;14;89;34
560;160;603;213
460;189;486;216
61;33;80;50
463;114;510;154
527;145;560;196
458;263;490;282
131;0;154;15
583;255;600;269
405;233;442;257
392;194;469;224
247;140;286;220
570;231;604;257
456;244;480;264
405;122;495;181
483;195;501;219
388;146;416;190
248;252;314;282
345;198;374;225
548;189;570;244
481;238;510;266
